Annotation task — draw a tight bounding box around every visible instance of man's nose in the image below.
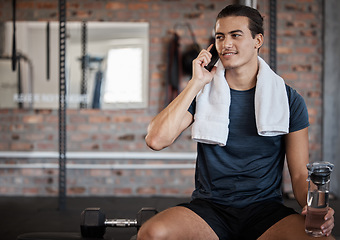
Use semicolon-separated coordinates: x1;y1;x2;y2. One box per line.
223;37;233;48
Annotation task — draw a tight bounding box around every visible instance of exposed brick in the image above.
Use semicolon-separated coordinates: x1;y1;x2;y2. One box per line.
90;187;109;195
106;2;126;10
25;133;46;141
307;91;321;98
114;188;133;195
196;3;215;10
102;143;121;150
118;134;135;141
16;1;34;9
114;11;134;19
185;12;204;19
22;115;43;124
137;186;157;195
36;143;56;150
83;2;104;9
69;115;87;124
77;124;99;132
285;4;303;11
296;47;315;54
23;187;39;195
180;169;195;176
90;169;111;177
300;29;317;37
295;13;316;21
66;2;80;9
128;3;149;10
45;187;58;194
183;188;195;195
36;2;57;9
161;188;179;195
11;142;33;151
139;11;161;19
68;187;86;194
0;143;10;150
292;64;312;72
35;109;53;115
286;20;307;28
70;133;90;142
91;134;111;141
151;3;161;11
44;115;58;123
21;168;44;176
11;134;20;140
277;46;293;54
113;116;133;123
71;10;92;18
281;73;298;81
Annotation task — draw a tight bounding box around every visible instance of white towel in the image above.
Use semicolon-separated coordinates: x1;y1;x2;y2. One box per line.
192;57;289;146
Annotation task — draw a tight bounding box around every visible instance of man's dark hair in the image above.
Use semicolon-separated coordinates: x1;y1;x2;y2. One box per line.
216;4;264;38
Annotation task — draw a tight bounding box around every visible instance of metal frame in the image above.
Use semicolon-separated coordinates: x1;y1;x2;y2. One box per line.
269;0;277;72
80;21;88;108
0;151;196;160
58;0;67;211
0;151;197;170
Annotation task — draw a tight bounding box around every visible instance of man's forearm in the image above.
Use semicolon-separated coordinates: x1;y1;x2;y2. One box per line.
145;79;203;150
292;175;309;208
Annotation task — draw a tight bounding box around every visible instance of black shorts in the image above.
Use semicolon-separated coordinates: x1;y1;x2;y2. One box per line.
178;198;298;240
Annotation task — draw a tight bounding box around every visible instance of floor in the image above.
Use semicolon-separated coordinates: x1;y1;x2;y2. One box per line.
0;196;339;240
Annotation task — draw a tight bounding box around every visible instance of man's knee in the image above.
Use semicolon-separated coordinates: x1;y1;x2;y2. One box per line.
137;219;169;240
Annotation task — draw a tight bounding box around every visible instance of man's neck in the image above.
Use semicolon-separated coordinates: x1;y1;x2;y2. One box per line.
225;58;259;91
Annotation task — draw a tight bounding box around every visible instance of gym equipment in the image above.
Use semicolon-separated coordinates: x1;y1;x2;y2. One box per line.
58;0;67;211
80;207;158;238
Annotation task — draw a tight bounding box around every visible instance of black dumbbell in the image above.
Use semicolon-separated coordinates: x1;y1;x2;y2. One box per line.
80;207;158;238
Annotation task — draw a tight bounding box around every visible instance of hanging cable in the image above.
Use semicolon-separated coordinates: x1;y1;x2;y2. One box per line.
46;21;50;80
11;0;16;71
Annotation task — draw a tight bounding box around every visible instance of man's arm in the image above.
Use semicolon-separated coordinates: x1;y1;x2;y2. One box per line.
145;81;197;151
285;127;335;236
145;45;217;151
285;127;309;207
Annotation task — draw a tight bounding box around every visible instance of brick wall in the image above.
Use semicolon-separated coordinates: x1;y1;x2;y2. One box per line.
0;0;323;197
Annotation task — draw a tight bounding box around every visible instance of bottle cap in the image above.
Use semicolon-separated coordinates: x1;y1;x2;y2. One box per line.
307;162;334;186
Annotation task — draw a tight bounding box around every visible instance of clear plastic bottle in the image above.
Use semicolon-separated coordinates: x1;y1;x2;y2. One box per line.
305;162;334;237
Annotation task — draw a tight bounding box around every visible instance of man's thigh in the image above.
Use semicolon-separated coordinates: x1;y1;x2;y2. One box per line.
258;214;335;240
137;206;218;240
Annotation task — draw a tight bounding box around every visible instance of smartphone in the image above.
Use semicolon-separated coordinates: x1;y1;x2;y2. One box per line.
204;44;219;71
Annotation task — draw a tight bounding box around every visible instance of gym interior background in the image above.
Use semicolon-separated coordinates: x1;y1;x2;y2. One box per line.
0;0;339;239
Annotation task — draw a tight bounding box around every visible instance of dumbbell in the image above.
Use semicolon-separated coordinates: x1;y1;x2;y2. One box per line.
80;207;158;238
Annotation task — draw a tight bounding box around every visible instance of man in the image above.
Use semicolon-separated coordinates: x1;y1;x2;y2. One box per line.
138;4;335;240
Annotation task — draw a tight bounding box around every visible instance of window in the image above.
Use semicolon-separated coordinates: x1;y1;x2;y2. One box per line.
104;47;143;104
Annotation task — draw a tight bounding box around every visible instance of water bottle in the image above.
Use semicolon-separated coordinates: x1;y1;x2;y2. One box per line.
305;161;334;237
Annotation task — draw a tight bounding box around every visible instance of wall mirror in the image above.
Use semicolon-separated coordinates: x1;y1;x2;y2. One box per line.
0;21;149;109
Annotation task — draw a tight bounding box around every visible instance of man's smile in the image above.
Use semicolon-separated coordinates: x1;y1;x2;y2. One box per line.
222;51;238;57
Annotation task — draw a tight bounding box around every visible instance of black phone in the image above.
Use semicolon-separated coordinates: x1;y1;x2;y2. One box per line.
204;44;219;71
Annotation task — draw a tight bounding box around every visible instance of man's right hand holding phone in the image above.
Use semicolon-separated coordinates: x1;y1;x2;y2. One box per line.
191;44;218;90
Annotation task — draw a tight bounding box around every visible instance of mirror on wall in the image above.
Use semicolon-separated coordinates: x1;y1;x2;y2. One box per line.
0;21;149;109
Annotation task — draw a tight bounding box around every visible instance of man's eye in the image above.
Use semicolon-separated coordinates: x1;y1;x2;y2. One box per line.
232;34;241;38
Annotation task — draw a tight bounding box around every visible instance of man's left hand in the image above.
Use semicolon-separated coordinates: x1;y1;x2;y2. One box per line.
301;205;335;237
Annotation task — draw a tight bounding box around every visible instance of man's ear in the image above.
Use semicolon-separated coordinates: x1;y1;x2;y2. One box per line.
255;33;264;50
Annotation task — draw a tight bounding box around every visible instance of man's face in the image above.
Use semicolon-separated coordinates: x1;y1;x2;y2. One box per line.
215;16;263;70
